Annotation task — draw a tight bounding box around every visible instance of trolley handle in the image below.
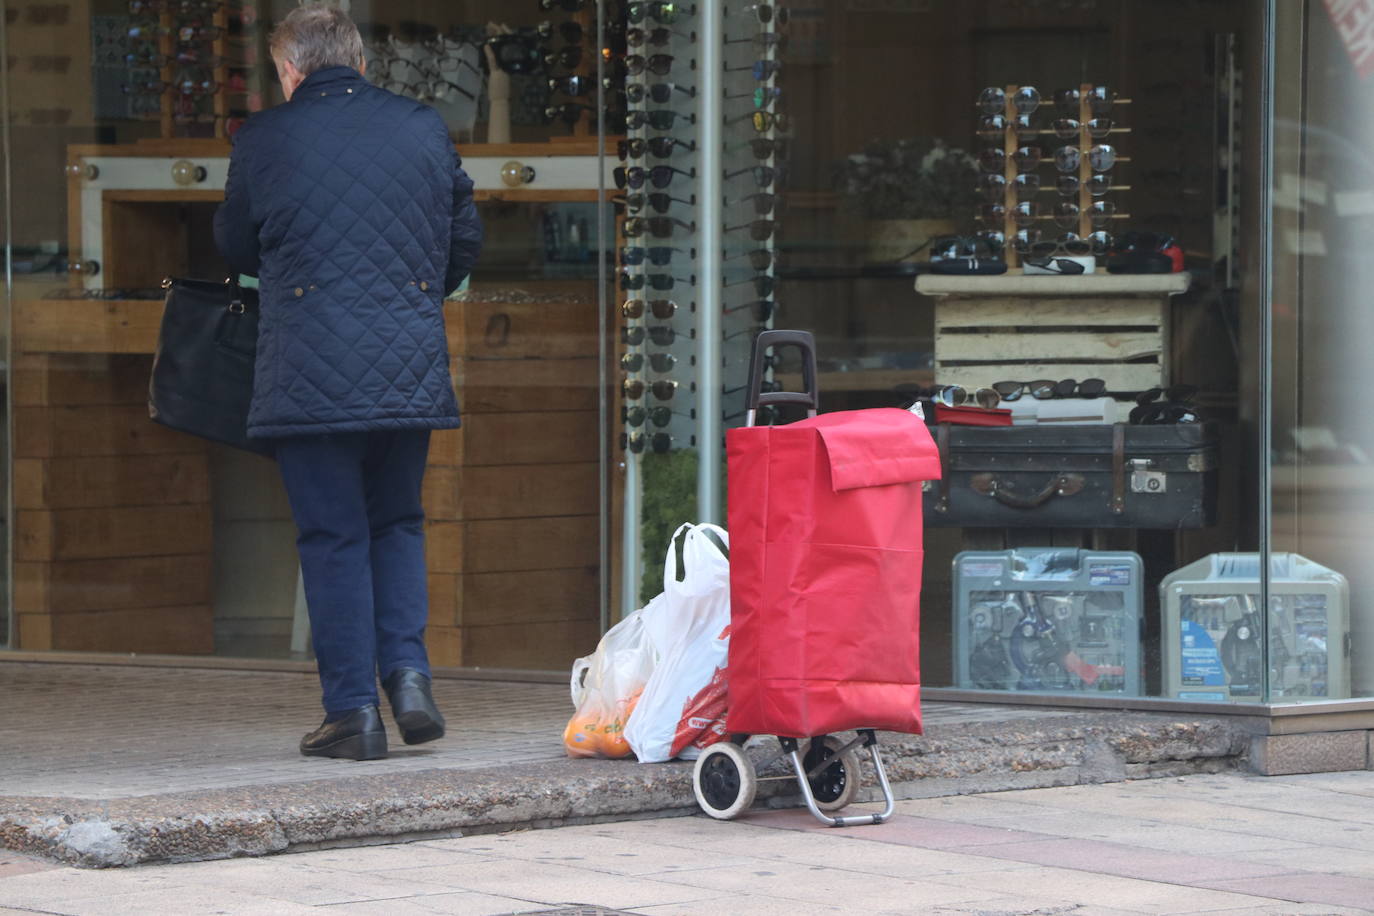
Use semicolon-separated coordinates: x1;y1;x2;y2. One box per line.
746;329;818;426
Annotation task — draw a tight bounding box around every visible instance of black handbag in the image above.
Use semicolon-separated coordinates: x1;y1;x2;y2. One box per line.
148;276;274;456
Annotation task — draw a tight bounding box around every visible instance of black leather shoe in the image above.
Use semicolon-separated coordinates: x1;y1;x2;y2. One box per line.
383;668;446;745
300;704;388;760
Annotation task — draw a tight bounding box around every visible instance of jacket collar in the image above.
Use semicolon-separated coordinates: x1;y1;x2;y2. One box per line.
294;66;366;99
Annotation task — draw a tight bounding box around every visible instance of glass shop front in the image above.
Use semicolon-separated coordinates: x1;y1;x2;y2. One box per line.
2;0;1372;718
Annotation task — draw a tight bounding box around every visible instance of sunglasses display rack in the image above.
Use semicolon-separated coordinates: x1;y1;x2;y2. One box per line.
719;1;787;426
123;0;262;139
975;83;1130;268
540;0;598;139
616;1;702;457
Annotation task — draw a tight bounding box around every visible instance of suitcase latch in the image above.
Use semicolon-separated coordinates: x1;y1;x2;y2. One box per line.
1128;458;1167;494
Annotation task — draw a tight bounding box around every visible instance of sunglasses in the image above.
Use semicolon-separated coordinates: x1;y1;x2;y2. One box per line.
724;298;774;322
621;351;677;373
626;25;692;46
623;378;679;400
620;192;696;214
486;34;542;74
620;271;694;290
621;325;679;347
621;246;691;267
726;247;777;271
614;165;695;189
748;111;789;133
1011;229;1111;256
548;75;595;96
536;19;584;43
627;1;695;23
1023;256;1086;275
1129;385;1200;425
626;53;680;76
918;385;1001;409
624;216;697;238
544;46;583;70
729;192;781;216
724;59;783;81
992;379;1056;401
725;31;788;51
625;108;694;130
624;405;689;428
619;136;696;159
539;0;587;9
1056;174;1112;198
725;219;777;241
622;431;674;454
743;3;788;24
980;146;1040;174
1054;86;1115;115
978;113;1036;138
745;138;789;160
726;85;783;108
725;164;783;187
724;274;775;298
546;102;599;125
624;82;696;103
622;298;680;320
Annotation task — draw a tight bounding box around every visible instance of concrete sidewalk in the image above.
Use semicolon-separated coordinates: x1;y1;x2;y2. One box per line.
0;659;1269;869
3;773;1374;914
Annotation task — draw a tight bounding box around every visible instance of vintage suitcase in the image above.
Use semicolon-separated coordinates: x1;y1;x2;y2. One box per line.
925;422;1218;529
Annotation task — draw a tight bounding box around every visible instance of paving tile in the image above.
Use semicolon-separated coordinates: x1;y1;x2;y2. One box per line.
972;837;1295;884
1199;872;1374;911
11;886;321;915
387;860;721;911
919;865;1285;914
643;859;1002;909
154;857;461;906
1178;907;1372;916
624;893;863;915
1223;843;1374;879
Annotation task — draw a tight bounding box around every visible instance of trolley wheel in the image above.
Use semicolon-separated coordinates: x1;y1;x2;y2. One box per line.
802;735;860;812
693;741;758;820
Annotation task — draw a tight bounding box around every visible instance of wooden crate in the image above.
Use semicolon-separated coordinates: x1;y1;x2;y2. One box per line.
425;281;603;671
918;274;1191;397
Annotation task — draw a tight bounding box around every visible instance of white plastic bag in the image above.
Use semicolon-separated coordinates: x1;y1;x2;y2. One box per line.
624;523;732;763
563;595;659;758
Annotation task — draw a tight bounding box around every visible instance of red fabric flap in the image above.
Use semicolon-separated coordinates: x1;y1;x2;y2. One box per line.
800;408;942;491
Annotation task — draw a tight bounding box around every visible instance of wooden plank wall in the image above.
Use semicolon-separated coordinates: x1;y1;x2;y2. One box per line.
426;282;602;670
12;353;215;653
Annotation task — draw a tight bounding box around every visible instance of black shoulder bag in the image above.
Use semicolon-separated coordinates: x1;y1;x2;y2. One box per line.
148;276;274;456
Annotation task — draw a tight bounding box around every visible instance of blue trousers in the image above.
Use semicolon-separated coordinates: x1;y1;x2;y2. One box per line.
275;429;433;715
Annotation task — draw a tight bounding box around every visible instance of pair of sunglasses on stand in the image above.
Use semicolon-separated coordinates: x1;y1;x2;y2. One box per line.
622;297;682;319
624;404;693;427
621;431;674;454
993;378;1108;401
621;245;693;266
1129;384;1201;424
619;192;695;214
620;271;694;290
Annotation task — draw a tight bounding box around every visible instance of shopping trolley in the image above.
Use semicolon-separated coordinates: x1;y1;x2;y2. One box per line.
691;330;942;826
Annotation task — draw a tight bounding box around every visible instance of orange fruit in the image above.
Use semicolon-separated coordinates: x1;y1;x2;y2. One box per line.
563;710;602;758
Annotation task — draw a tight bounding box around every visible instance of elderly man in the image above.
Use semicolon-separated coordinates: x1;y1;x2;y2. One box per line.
214;3;482;760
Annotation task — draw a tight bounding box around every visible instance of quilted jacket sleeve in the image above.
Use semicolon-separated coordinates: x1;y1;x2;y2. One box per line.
444;145;483;296
214;123;262;278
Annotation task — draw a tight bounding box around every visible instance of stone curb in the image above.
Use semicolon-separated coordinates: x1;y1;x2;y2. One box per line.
0;711;1250;868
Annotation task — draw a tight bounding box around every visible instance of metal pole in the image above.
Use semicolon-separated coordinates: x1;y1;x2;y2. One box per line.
597;0;610;632
696;0;724;524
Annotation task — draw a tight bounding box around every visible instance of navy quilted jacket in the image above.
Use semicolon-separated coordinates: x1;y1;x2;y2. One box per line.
213;66;482;439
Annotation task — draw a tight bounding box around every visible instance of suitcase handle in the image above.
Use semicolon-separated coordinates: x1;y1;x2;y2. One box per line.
746;329;818;426
971;472;1086;509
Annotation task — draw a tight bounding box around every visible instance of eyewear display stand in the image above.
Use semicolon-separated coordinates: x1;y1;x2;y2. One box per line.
987;83;1130;267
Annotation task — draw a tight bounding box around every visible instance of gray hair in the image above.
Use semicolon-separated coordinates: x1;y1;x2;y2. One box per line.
269;3;364;75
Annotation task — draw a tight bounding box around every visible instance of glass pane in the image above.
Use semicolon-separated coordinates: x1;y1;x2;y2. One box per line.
1268;1;1371;702
4;1;612;672
610;0;1269;703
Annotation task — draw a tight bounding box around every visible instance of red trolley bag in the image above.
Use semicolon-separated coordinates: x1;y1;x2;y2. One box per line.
725;331;942;739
